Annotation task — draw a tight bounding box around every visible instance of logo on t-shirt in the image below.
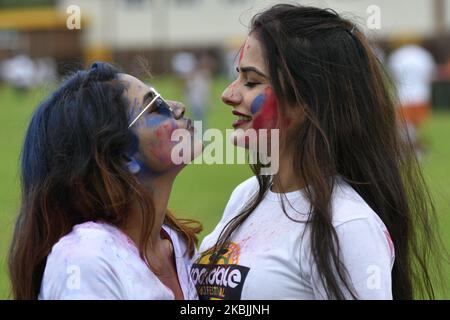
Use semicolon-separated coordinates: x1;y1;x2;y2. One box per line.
190;242;249;300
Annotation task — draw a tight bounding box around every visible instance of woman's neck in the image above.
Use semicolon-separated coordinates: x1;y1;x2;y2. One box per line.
122;171;177;251
271;151;305;193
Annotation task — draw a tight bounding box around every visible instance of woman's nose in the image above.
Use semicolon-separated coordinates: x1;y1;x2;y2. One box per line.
221;82;240;106
167;100;186;119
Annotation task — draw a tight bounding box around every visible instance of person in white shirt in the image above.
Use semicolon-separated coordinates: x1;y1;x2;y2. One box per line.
388;44;436;153
191;4;442;300
9;62;202;300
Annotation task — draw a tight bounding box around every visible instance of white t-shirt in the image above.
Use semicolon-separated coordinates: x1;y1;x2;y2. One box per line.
191;177;395;300
39;221;198;300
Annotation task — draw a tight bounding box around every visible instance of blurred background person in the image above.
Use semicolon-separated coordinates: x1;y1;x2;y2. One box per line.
33;57;58;86
0;52;36;94
388;41;436;155
171;51;196;80
185;54;213;128
172;52;213;128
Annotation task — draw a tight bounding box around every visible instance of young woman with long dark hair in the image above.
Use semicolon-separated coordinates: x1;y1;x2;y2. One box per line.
9;62;202;299
191;4;444;300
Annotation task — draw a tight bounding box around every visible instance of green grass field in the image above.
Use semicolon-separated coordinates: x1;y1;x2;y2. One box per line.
0;78;449;299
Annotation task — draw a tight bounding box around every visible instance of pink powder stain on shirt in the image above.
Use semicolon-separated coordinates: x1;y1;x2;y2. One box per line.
383;229;395;259
238;235;254;252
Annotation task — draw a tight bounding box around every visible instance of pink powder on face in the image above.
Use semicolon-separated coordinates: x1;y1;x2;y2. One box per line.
252;87;278;130
163;122;173;132
145;120;180;168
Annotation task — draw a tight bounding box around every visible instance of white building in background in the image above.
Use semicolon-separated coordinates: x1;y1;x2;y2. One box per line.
57;0;450;50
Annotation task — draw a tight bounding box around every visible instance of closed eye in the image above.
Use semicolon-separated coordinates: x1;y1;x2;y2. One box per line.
142;91;158;113
244;82;259;88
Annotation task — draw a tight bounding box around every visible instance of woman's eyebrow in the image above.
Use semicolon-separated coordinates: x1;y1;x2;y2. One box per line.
237;66;268;78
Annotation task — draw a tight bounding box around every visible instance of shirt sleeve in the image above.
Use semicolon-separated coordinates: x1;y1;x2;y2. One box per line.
310;217;393;300
40;244;128;300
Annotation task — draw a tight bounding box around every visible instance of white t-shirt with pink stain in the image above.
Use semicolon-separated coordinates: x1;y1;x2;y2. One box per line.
39;222;198;300
192;176;395;300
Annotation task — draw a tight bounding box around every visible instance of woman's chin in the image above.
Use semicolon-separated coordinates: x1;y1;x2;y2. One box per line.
229;129;256;150
169;137;204;168
189;138;205;162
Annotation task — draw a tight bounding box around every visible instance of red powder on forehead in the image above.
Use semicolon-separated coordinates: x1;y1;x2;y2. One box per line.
239;39;248;64
252;87;278;130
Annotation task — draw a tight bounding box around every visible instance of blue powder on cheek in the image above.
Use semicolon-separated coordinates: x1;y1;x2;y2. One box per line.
251;94;265;115
144;115;167;128
125;137;161;178
125;122;181;179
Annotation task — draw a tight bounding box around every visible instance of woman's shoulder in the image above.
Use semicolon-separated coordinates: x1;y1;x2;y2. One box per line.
50;221;136;258
229;176;259;200
40;221;134;299
220;176;259;219
331;178;385;228
45;221;137;277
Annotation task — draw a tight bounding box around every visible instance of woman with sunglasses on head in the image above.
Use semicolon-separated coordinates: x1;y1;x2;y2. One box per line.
192;4;444;300
9;62;203;299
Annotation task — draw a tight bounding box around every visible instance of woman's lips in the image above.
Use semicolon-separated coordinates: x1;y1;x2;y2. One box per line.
232;118;251;129
177;118;194;132
232;110;252;129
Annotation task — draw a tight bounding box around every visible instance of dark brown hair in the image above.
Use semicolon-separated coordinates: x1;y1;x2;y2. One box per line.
9;62;201;299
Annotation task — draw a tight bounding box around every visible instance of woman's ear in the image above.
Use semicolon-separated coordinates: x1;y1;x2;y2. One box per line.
126;156;141;174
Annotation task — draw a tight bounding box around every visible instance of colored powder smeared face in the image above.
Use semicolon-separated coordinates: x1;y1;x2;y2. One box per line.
250;87;278;130
119;74;196;176
238;38;250;64
222;34;279;147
